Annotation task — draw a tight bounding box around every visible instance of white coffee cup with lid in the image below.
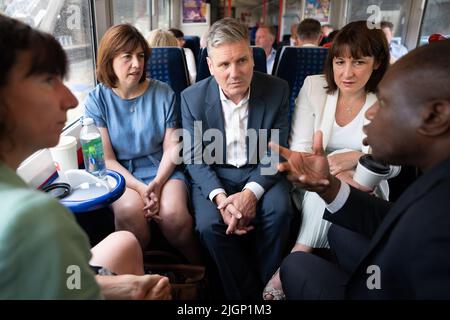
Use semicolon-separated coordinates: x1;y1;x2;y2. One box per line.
353;154;390;190
50;135;78;182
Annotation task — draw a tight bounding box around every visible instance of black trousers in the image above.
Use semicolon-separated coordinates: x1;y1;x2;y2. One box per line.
280;224;370;299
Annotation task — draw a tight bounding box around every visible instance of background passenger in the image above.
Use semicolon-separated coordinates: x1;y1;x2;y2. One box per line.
289;23;299;46
0;14;170;300
381;21;408;63
263;20;397;300
296;18;322;47
147;29;197;85
322;29;339;48
255;25;277;74
84;24;201;264
168;28;197;84
320;24;334;46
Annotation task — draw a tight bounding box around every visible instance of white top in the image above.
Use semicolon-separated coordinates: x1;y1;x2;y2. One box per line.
328;111;366;152
207;87;265;202
290;75;401;200
289;75;376;153
183;48;197;85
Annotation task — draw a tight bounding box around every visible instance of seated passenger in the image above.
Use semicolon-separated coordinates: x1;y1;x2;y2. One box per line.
167;28;197;84
0;14;171;300
296;18;323;47
263;20;398;300
147;29;194;85
182;18;293;300
381;21;408;63
289;23;299;46
84;24;202;264
273;39;450;299
255;25;277;73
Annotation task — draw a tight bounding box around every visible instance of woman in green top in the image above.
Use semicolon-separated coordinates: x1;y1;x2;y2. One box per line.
0;14;171;300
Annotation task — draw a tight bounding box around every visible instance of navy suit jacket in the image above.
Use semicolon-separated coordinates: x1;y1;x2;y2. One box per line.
324;156;450;299
181;72;290;199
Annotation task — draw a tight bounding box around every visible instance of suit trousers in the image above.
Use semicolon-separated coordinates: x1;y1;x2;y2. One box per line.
280;223;370;299
328;224;370;274
191;166;293;300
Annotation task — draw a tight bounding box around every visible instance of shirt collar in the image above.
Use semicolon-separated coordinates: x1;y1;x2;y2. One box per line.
219;86;251;107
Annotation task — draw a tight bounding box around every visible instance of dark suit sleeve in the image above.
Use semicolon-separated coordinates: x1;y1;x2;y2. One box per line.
181;91;224;199
323;187;393;239
247;79;290;191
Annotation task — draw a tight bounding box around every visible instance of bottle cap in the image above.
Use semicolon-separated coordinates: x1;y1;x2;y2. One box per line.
82;117;94;126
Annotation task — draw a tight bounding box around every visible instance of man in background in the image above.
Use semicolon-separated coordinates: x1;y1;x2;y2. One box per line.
255;25;277;74
381;21;408;62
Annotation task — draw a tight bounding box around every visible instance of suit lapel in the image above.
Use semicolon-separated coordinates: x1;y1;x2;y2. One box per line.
205;78;226;162
320;91;338;149
247;76;266;162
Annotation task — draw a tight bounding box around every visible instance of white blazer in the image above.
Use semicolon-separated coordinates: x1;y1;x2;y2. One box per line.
289;75;400;199
289;74;376;153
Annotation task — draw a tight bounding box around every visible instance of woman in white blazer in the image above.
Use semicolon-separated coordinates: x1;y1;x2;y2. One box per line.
264;21;397;300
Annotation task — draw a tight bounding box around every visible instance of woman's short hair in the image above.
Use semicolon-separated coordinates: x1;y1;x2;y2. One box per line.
0;14;67;152
206;18;249;54
96;24;151;88
324;21;390;94
147;29;178;47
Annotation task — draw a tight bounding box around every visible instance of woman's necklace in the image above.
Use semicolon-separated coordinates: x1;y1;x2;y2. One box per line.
344;105;353;114
340;95;366;114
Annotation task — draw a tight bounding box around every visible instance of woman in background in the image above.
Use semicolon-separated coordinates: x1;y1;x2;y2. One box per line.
168;28;197;84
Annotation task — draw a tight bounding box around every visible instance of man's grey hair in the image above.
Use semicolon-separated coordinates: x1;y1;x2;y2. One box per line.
206;17;249;54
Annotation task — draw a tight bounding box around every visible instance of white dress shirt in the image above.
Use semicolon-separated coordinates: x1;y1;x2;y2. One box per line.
266;48;277;74
208;87;265;202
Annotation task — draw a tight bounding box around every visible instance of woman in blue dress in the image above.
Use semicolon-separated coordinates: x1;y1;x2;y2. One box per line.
85;24;201;264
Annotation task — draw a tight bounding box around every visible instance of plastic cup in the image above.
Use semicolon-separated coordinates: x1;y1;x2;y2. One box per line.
353;155;390;190
50;136;78;182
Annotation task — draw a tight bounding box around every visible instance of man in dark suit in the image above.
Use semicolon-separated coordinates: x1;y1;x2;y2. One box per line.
181;18;293;300
271;39;450;299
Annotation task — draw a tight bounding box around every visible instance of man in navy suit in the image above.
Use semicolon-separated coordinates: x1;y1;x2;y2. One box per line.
181;18;293;299
271;39;450;299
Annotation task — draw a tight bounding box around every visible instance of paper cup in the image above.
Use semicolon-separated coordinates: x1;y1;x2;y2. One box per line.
353;155;390;190
50;136;78;182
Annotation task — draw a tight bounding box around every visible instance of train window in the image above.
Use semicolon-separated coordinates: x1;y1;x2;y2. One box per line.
347;0;412;47
418;0;450;46
157;0;171;30
112;0;151;37
1;0;96;128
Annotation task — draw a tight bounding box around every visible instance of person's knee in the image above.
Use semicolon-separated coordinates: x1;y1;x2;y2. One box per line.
263;182;293;216
160;206;194;234
280;251;308;279
280;252;310;296
114;200;143;222
109;231;142;253
265;196;292;231
194;213;222;245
